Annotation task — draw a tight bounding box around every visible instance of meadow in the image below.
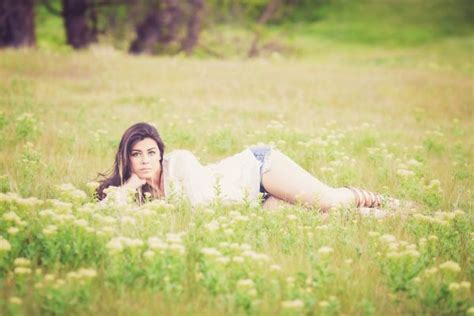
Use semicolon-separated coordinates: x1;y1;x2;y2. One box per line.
0;34;473;314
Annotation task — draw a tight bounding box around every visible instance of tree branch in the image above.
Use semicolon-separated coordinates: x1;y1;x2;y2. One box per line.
248;0;282;57
257;0;281;24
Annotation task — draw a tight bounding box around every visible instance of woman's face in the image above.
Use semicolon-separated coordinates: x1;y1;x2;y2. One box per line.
129;137;161;180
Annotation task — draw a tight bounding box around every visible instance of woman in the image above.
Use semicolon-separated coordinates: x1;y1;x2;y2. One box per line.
96;122;398;214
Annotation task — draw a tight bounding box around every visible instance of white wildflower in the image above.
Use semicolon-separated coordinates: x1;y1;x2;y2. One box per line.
148;237;168;250
439;261;461;273
9;297;22;305
78;268;97;278
42;225;58;236
402;250;420;258
386;252;401;259
380;234;397;243
407;159;422;167
270;264;282;272
424;267;438;276
107;238;124;252
216;256;230;264
74;219;89;227
319;300;329;308
166;233;184;244
168;243;185;254
205;220;220;231
240;243;252;251
143;250;155;259
281;299;304;309
448;282;460;292
237;279;254;289
201;247;221;257
318;246;334;255
0;237;12;252
397;169;415;177
7;227;19;235
3;211;21;223
14;267;32;275
14;258;31;267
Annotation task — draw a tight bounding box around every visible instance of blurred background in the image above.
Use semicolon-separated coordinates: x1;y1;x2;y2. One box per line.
1;0;473;58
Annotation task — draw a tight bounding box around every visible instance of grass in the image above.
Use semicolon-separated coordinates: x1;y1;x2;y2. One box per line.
0;35;472;314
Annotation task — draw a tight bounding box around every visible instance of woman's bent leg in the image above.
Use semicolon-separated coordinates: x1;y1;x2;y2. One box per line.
261;149;354;211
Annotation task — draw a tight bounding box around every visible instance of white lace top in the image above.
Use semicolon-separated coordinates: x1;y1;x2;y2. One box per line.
103;149;264;207
163;149;262;207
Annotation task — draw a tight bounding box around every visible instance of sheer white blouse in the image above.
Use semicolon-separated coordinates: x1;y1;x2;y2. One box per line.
103;149;264;207
163;149;262;207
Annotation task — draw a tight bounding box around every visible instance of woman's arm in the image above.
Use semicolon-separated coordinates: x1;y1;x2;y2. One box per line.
99;173;146;206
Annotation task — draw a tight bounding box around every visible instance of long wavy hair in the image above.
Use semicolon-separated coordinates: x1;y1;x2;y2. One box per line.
96;122;165;202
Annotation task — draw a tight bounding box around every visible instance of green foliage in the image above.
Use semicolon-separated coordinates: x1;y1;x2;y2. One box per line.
35;2;68;50
32;0;474;55
282;0;474;46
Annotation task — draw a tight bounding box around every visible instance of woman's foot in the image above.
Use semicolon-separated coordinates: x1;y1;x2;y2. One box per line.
345;186;418;218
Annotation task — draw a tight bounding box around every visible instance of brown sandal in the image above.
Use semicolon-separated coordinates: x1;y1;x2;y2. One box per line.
345;186;383;208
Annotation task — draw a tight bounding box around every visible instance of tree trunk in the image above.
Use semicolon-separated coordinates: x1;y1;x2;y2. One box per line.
129;0;182;55
181;0;203;55
129;11;160;54
158;0;181;44
0;0;36;48
62;0;96;49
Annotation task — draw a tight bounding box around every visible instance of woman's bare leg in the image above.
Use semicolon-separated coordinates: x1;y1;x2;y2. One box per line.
261;149;355;211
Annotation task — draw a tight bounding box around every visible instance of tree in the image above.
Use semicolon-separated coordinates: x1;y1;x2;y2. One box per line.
62;0;97;49
0;0;36;48
181;0;204;55
129;0;205;55
42;0;107;49
129;0;182;54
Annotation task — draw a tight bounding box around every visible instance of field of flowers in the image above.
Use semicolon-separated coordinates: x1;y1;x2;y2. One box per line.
0;43;472;315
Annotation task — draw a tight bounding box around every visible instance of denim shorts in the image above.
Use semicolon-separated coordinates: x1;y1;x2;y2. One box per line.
249;145;273;201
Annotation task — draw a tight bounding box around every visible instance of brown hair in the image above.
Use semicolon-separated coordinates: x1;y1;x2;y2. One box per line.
96;122;165;202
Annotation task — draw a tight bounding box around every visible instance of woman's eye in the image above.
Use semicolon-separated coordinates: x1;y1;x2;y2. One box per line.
131;153;139;157
149;151;156;155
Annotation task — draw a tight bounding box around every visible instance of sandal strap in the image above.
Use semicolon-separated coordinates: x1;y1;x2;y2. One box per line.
366;191;376;207
345;186;383;208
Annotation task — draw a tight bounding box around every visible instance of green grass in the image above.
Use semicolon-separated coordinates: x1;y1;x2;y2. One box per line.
0;39;472;314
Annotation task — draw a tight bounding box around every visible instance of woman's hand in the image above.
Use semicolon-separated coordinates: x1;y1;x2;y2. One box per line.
124;173;146;191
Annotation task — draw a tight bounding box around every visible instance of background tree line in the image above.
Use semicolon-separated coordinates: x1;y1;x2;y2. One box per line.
1;0;472;57
0;0;314;56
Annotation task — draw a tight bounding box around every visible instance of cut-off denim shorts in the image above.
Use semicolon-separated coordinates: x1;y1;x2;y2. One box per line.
249;145;273;202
